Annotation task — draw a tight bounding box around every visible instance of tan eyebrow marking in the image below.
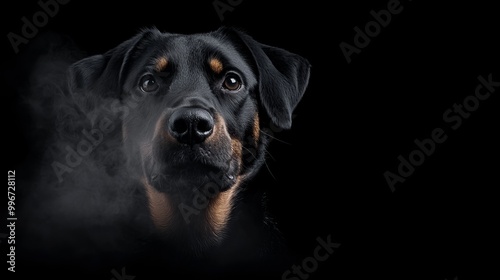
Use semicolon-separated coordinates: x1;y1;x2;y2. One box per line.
155;56;168;72
209;58;223;74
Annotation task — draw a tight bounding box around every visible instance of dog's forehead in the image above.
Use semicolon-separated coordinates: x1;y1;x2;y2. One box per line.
149;33;254;75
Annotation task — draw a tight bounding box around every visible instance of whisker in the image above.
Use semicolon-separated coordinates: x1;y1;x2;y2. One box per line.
263;150;277;181
240;145;277;181
260;129;291;145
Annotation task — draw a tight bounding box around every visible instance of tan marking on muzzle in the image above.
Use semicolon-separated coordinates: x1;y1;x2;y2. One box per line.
231;138;243;161
206;113;228;144
209;115;242;168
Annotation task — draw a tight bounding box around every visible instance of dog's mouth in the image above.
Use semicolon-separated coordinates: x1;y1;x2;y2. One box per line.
146;143;239;198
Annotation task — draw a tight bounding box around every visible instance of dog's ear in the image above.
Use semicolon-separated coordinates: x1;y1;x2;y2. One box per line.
226;28;311;129
68;28;160;115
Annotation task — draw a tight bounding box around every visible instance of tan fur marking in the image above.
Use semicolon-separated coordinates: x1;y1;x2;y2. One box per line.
253;113;260;146
143;179;173;231
155;56;168;72
209;58;223;74
206;177;241;235
231;138;243;160
206;113;229;146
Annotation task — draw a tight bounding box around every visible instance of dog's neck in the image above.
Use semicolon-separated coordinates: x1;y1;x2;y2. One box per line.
143;177;243;248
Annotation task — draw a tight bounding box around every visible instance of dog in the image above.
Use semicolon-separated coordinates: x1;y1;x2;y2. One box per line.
56;26;310;275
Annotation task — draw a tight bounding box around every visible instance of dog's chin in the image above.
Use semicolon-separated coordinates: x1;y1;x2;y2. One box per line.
147;158;238;200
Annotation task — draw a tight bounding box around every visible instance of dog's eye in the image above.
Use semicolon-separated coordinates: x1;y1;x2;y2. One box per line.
222;73;242;91
139;74;159;92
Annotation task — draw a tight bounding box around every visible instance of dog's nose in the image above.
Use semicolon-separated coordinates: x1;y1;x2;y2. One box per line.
168;108;214;144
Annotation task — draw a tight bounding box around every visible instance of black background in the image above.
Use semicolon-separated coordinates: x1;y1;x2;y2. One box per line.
2;0;499;279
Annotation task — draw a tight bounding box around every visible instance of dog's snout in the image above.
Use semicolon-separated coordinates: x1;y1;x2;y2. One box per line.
168;108;214;144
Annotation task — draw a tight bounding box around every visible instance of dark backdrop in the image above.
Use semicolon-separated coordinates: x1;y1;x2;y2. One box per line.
2;0;499;279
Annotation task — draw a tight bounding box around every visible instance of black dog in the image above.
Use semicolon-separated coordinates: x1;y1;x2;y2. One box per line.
33;26;310;276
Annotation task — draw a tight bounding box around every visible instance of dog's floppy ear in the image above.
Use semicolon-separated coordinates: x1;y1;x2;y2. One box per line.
228;29;311;129
68;28;160;115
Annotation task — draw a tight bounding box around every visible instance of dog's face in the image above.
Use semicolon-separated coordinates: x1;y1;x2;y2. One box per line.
69;27;310;249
